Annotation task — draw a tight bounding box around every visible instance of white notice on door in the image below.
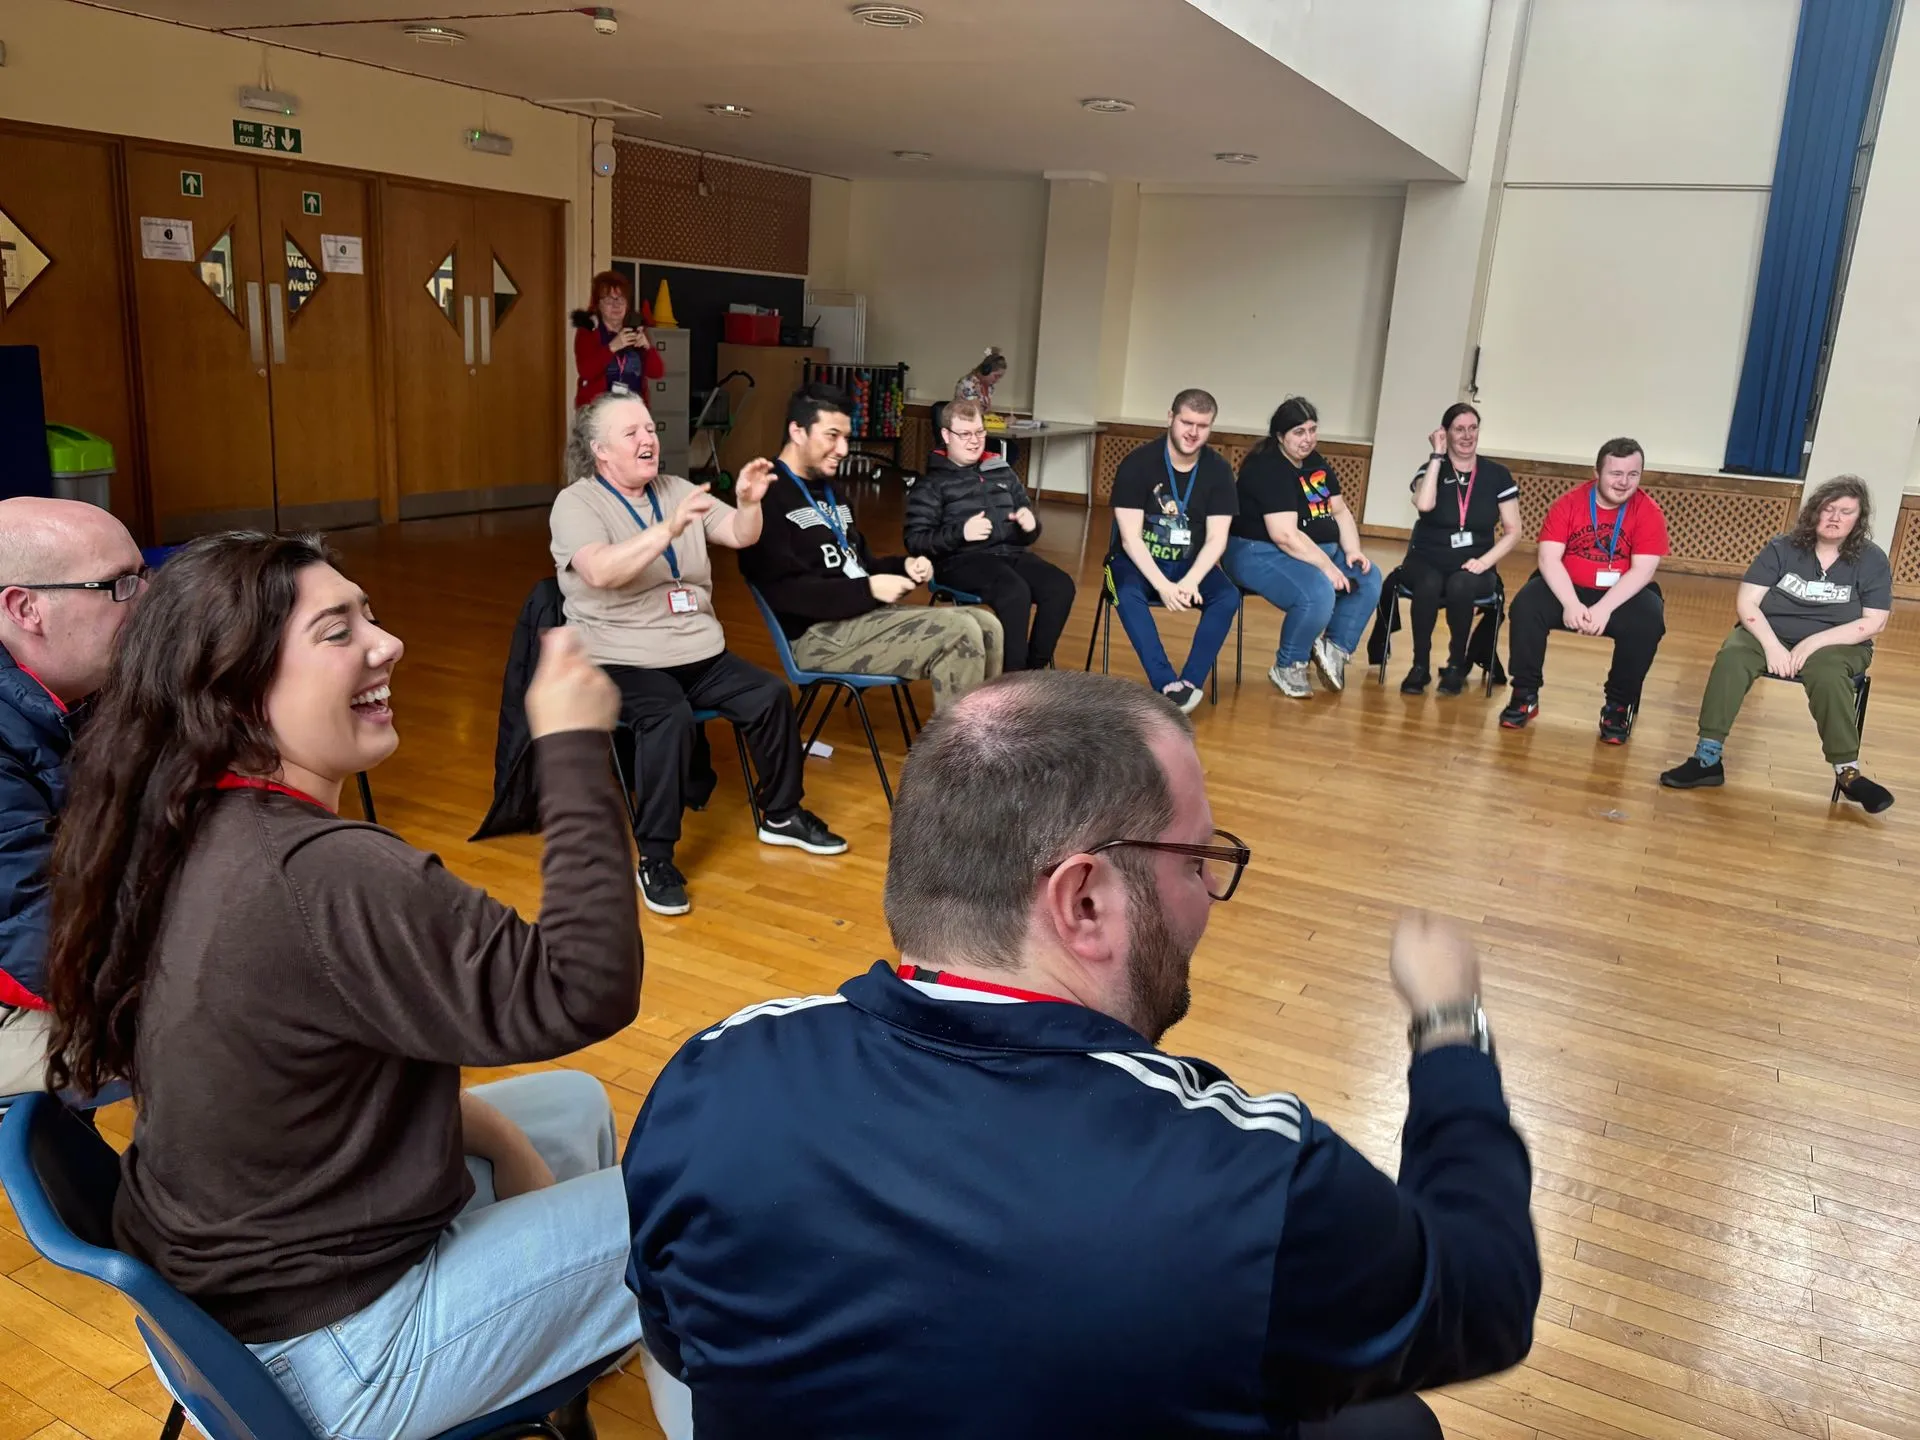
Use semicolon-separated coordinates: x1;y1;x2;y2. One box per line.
320;234;364;275
140;217;195;262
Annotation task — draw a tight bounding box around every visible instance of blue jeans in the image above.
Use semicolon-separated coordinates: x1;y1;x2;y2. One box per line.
1224;537;1383;666
248;1071;644;1440
1107;550;1240;692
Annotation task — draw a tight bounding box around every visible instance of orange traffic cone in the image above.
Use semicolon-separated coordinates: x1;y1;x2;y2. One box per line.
652;278;678;328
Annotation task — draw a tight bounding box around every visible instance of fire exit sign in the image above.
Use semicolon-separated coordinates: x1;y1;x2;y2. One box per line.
233;119;303;154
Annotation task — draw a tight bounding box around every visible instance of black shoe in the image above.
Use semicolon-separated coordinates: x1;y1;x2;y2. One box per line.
638;857;691;915
1161;681;1204;715
1499;690;1539;729
1837;767;1894;814
1661;756;1725;789
550;1393;598;1440
758;807;849;855
1400;664;1431;695
1598;701;1635;745
1437;664;1467;697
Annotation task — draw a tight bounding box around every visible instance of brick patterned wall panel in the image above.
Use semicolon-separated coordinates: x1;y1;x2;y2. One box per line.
1327;451;1370;529
1646;486;1793;569
1093;432;1144;502
612;141;809;275
1511;471;1565;541
1889;500;1920;595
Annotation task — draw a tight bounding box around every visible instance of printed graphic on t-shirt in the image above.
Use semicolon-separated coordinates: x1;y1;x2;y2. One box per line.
1560;519;1628;570
1299;469;1332;523
786;502;866;577
1775;572;1852;605
1142;481;1196;562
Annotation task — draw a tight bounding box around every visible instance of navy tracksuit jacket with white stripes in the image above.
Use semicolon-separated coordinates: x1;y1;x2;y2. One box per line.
622;962;1540;1438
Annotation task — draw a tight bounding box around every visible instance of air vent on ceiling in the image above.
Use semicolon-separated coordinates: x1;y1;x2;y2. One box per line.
402;24;466;44
851;4;925;26
1080;97;1136;114
538;97;663;120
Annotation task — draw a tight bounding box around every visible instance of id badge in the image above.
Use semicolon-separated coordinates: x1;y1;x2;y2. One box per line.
667;586;698;615
1450;530;1474;550
1594;569;1622;589
1168;526;1192;548
841;549;868;580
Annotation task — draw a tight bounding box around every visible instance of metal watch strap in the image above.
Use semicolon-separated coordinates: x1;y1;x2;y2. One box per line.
1408;997;1491;1055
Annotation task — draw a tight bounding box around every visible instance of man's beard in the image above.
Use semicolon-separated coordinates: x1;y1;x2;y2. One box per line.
1123;872;1195;1045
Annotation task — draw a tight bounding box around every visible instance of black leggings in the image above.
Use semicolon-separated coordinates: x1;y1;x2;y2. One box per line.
1301;1395;1443;1440
1402;552;1497;667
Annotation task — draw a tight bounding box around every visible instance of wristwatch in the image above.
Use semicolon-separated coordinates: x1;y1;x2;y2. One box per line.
1408;997;1493;1056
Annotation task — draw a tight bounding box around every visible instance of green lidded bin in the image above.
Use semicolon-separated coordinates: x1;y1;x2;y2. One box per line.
46;425;115;510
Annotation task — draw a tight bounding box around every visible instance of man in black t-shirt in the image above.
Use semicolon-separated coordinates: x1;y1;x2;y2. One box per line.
1104;389;1241;714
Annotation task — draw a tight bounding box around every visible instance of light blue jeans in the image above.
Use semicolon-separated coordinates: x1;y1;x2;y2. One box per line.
247;1070;644;1440
1224;536;1383;666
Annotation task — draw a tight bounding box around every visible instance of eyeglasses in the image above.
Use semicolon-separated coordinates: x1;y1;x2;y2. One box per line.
1045;827;1252;902
3;570;148;602
945;428;987;442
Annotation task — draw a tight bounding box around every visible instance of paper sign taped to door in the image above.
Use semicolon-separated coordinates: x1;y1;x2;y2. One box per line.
140;217;195;262
320;235;364;275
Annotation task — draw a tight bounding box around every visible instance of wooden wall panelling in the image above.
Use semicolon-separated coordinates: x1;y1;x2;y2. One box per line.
1889;495;1920;599
611;141;809;276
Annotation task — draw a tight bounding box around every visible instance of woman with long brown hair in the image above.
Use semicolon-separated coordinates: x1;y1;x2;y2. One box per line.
1660;475;1894;810
43;532;644;1438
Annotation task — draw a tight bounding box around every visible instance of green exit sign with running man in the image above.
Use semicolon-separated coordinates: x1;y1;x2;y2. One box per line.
233;120;303;154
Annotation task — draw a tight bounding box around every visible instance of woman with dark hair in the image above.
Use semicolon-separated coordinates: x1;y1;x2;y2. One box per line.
953;346;1009;410
1398;403;1521;695
1224;396;1382;697
43;533;645;1438
573;269;664;407
1660;475;1894;811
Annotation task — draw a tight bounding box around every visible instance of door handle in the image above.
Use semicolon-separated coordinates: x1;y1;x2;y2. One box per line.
268;284;288;366
479;297;493;365
246;282;265;369
463;295;475;366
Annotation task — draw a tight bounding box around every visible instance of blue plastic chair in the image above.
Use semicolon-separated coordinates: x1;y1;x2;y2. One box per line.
746;585;920;805
928;582;982;607
0;1092;615;1440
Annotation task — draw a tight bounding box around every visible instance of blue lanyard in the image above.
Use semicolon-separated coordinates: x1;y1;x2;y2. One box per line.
778;461;852;552
1588;486;1626;564
1162;445;1198;518
595;475;679;580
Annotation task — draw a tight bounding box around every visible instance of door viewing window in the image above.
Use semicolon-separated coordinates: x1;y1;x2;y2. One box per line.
492;254;520;325
197;228;238;318
284;234;322;318
425;248;457;328
0;207;52;312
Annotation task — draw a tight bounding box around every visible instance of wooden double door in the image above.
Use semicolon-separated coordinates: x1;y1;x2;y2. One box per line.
125;145;380;541
383;182;562;519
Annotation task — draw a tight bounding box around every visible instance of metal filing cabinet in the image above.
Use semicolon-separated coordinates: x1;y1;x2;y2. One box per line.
647;329;692;478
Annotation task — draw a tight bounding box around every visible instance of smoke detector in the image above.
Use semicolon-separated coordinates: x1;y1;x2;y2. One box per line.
851;4;925;25
591;7;617;35
403;24;466;44
1080;97;1136;114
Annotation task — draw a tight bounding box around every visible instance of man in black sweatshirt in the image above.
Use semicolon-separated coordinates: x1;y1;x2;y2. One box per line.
739;385;1003;710
903;400;1076;670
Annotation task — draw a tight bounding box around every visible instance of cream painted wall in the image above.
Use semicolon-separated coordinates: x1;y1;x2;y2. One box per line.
843;179;1049;410
1118;189;1405;438
1096;182;1142;421
1;0;595;301
807;175;853;292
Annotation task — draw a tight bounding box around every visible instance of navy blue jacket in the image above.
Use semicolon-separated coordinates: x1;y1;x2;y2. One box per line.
623;962;1540;1438
0;643;73;1012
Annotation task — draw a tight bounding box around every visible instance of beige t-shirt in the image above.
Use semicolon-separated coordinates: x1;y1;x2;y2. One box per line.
549;475;733;668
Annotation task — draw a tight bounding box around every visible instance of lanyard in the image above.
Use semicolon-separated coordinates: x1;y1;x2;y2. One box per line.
778;461;852;553
896;964;1070;1005
1162;444;1198;518
216;773;335;812
595;475;679;579
1452;461;1477;531
1588;486;1627;565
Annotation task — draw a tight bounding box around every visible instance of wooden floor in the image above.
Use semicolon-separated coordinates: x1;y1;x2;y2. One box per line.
6;487;1920;1440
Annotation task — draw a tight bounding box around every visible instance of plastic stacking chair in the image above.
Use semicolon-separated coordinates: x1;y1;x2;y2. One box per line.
1080;561;1218;704
609;712;762;833
1760;669;1872;802
1368;565;1507;697
747;585;921;806
0;1092;620;1440
928;582;982;606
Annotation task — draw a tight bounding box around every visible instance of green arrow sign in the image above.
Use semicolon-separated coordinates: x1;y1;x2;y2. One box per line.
302;191;322;216
232;119;303;154
181;171;204;198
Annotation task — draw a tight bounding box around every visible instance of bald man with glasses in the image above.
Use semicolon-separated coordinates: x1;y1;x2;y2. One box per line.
0;497;146;1095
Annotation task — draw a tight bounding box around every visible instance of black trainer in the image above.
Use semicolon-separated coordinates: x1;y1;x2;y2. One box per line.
1400;663;1431;695
1837;767;1894;814
1598;701;1635;745
1498;689;1539;729
758;807;849;855
1437;664;1467;697
638;857;691;916
1660;756;1725;789
1162;681;1204;715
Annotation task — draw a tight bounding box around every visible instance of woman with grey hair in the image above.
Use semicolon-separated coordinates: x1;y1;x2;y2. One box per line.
550;392;846;917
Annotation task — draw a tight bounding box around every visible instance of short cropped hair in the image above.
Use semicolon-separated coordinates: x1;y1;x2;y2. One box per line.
1594;436;1644;472
788;382;852;434
1170;388;1218;420
943;399;984;429
884;671;1194;968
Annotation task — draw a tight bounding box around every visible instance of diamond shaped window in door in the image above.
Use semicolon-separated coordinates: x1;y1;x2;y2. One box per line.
197;228;238;318
0;208;53;313
285;234;323;318
425;248;457;329
492;255;520;326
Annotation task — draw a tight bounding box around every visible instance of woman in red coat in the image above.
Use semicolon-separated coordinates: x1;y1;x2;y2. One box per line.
572;270;664;407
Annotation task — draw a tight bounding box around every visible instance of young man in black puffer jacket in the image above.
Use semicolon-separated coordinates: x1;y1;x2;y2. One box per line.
903;401;1077;670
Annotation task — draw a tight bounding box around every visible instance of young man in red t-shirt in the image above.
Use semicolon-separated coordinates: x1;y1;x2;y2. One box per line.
1500;437;1669;743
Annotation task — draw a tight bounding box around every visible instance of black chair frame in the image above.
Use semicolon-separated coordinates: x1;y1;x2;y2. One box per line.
1082;565;1219;705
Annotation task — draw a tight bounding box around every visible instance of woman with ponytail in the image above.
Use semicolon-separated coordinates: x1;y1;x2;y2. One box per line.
44;532;643;1439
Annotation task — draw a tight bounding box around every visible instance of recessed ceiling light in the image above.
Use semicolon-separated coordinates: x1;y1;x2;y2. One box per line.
403;23;466;44
1080;97;1136;114
706;103;753;118
1214;152;1259;164
893;149;933;162
851;3;925;26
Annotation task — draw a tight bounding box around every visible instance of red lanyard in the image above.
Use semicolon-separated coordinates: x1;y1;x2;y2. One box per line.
896;964;1071;1005
216;773;335;812
1453;462;1477;531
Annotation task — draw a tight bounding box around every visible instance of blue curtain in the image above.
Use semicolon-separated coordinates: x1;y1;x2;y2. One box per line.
1724;0;1896;476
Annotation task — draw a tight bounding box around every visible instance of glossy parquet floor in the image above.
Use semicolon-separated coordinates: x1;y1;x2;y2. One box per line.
6;487;1920;1440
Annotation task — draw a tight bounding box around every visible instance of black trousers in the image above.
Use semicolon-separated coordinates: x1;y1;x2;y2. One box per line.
1506;571;1666;707
606;650;803;861
1401;551;1498;667
936;549;1078;671
1300;1395;1442;1440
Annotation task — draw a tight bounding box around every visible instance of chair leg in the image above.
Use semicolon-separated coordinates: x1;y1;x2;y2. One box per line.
1377;601;1392;686
1101;599;1112;675
1484;607;1505;697
355;771;377;825
849;688;895;806
800;683;840;758
1834;674;1872;802
607;733;640;837
889;683;914;751
901;684;923;738
732;724;761;831
159;1404;186;1440
1082;595;1102;672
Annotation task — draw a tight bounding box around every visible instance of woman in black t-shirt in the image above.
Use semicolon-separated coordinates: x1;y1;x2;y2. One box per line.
1399;403;1521;695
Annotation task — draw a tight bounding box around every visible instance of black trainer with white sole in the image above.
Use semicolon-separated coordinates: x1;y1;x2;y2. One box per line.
758;808;849;855
638;857;691;915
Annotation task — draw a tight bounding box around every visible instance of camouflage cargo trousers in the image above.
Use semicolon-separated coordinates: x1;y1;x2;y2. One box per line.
790;604;1005;711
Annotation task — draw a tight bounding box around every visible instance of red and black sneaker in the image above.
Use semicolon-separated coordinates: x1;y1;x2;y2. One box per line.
1598;701;1635;745
1498;689;1539;729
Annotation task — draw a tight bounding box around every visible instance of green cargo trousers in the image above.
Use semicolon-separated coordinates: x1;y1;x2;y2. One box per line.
1696;625;1870;764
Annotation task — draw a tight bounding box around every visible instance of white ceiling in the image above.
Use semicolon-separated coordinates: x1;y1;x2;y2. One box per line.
108;0;1458;183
